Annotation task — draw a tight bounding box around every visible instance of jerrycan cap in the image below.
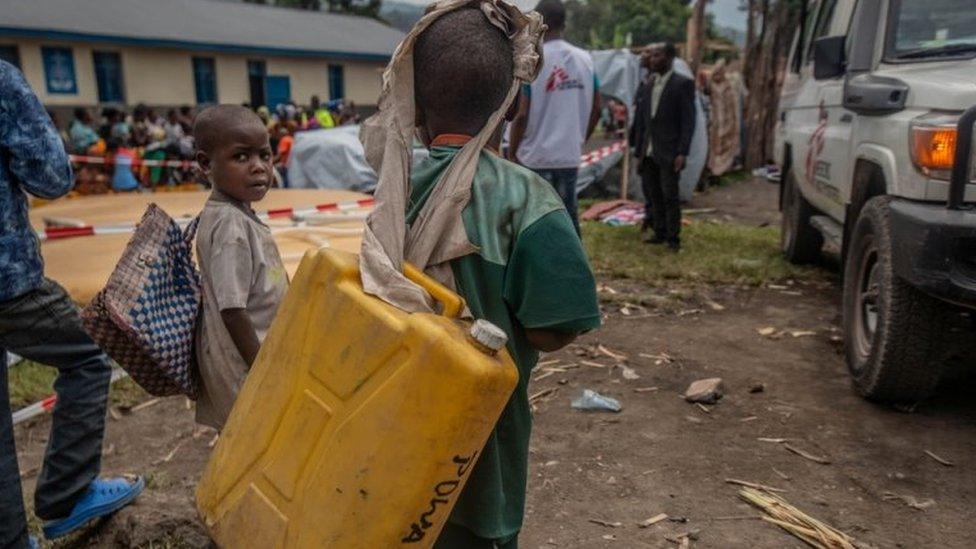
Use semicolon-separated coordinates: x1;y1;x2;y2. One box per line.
470;319;508;352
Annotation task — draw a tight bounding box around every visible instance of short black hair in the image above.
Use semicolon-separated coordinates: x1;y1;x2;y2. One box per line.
535;0;566;32
663;42;677;60
73;107;88;120
413;7;514;131
193;104;264;154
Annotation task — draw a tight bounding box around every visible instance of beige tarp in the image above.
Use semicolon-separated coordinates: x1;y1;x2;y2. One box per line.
706;60;742;177
29;189;368;304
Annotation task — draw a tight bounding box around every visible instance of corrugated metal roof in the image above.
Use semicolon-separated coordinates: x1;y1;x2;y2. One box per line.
0;0;405;60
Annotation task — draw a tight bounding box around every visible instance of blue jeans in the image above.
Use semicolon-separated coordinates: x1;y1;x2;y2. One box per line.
533;168;580;235
0;279;112;548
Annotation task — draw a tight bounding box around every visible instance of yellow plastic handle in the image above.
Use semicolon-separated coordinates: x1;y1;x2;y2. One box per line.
402;262;465;319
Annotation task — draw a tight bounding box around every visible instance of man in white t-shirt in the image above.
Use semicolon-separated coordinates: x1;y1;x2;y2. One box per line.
507;0;601;234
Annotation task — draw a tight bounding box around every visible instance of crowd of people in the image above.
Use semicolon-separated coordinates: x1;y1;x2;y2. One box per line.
59;95;360;193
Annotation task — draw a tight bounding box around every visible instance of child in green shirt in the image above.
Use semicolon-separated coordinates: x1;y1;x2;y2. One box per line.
409;6;602;548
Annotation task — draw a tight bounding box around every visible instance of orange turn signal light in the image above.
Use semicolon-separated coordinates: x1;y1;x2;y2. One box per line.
911;126;957;171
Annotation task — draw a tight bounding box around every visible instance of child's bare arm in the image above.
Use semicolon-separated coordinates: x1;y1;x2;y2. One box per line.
221;309;261;367
525;328;578;353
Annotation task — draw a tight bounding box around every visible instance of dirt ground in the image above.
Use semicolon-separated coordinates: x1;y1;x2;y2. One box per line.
14;178;976;548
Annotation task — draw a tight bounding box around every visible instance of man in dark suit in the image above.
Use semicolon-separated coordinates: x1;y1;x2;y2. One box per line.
629;43;696;251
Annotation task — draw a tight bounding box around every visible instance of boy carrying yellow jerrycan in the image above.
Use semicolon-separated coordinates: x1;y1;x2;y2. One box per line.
195;248;518;548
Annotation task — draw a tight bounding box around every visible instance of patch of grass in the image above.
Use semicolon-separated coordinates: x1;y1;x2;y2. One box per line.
144;537;194;549
582;220;820;286
715;169;751;187
145;470;175;491
7;360;149;411
7;361;57;409
110;377;151;408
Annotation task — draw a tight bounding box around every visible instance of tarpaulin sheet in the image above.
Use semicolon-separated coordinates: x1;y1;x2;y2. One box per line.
29;189;367;304
288;126;429;193
673;58;709;202
592;49;642;115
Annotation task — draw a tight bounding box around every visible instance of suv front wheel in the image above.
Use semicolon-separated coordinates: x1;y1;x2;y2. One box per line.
842;196;947;403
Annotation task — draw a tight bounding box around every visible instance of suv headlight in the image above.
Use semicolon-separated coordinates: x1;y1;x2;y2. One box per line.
910;112;961;181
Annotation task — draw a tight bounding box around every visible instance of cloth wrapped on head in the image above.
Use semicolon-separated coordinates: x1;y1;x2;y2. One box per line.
358;0;545;314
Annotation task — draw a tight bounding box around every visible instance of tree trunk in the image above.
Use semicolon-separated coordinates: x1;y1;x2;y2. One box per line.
743;0;757;85
687;0;708;75
744;0;799;169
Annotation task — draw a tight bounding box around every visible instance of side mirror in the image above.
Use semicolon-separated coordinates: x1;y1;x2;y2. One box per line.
813;36;846;80
843;73;909;115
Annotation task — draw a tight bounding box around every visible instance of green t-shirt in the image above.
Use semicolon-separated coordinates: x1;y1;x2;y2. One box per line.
407;145;601;542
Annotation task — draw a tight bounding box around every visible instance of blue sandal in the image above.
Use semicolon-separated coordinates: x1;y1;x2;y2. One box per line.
42;476;145;540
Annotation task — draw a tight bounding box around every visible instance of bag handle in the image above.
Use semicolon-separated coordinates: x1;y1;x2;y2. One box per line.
182;216;200;247
402;262;465;319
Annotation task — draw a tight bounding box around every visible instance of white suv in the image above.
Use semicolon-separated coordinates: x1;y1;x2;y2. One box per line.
775;0;976;402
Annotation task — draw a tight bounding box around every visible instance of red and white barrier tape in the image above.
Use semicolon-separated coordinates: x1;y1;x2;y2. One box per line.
69;155;196;169
70;142;628;171
579;141;627;168
36;198;376;242
12;369;129;426
260;198;375;220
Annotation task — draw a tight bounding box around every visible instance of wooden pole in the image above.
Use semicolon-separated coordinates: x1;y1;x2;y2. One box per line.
621;134;630;199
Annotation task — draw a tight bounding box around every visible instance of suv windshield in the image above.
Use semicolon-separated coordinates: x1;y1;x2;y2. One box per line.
888;0;976;60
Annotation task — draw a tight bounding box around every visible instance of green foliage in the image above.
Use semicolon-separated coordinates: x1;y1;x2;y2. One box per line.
582;220;821;287
325;0;382;18
243;0;382;19
565;0;692;49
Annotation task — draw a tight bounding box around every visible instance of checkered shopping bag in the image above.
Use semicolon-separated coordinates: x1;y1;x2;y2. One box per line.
81;204;201;398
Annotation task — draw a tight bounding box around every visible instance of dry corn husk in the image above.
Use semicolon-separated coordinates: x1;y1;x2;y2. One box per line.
739;488;864;549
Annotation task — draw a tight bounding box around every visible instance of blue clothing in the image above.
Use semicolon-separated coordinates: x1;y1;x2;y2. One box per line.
533;168;581;235
68;120;98;153
111;149;140;192
0;60;73;302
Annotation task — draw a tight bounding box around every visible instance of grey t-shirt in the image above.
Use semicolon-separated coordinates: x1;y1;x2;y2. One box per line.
195;190;288;429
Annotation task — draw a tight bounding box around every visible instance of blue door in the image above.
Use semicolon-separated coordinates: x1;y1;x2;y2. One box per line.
265;75;291;110
192;57;217;104
93;51;124;103
328;64;344;100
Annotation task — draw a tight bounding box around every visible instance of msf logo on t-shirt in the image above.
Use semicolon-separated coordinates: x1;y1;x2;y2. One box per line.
545;65;584;93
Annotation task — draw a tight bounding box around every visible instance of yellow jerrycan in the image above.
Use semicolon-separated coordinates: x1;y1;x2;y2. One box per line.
196;248;519;548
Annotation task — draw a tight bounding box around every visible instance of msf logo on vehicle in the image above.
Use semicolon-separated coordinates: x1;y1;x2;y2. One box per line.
400;451;478;543
545;65;584;93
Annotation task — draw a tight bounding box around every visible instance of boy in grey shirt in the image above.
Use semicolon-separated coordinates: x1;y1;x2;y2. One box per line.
192;106;288;429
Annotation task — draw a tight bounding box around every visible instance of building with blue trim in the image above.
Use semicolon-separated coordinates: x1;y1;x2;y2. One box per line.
0;0;403;115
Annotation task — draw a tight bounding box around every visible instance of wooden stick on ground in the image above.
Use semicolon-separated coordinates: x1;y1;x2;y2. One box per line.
924;449;954;467
783;443;832;465
529;387;558;404
130;398;162;413
724;478;787;493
